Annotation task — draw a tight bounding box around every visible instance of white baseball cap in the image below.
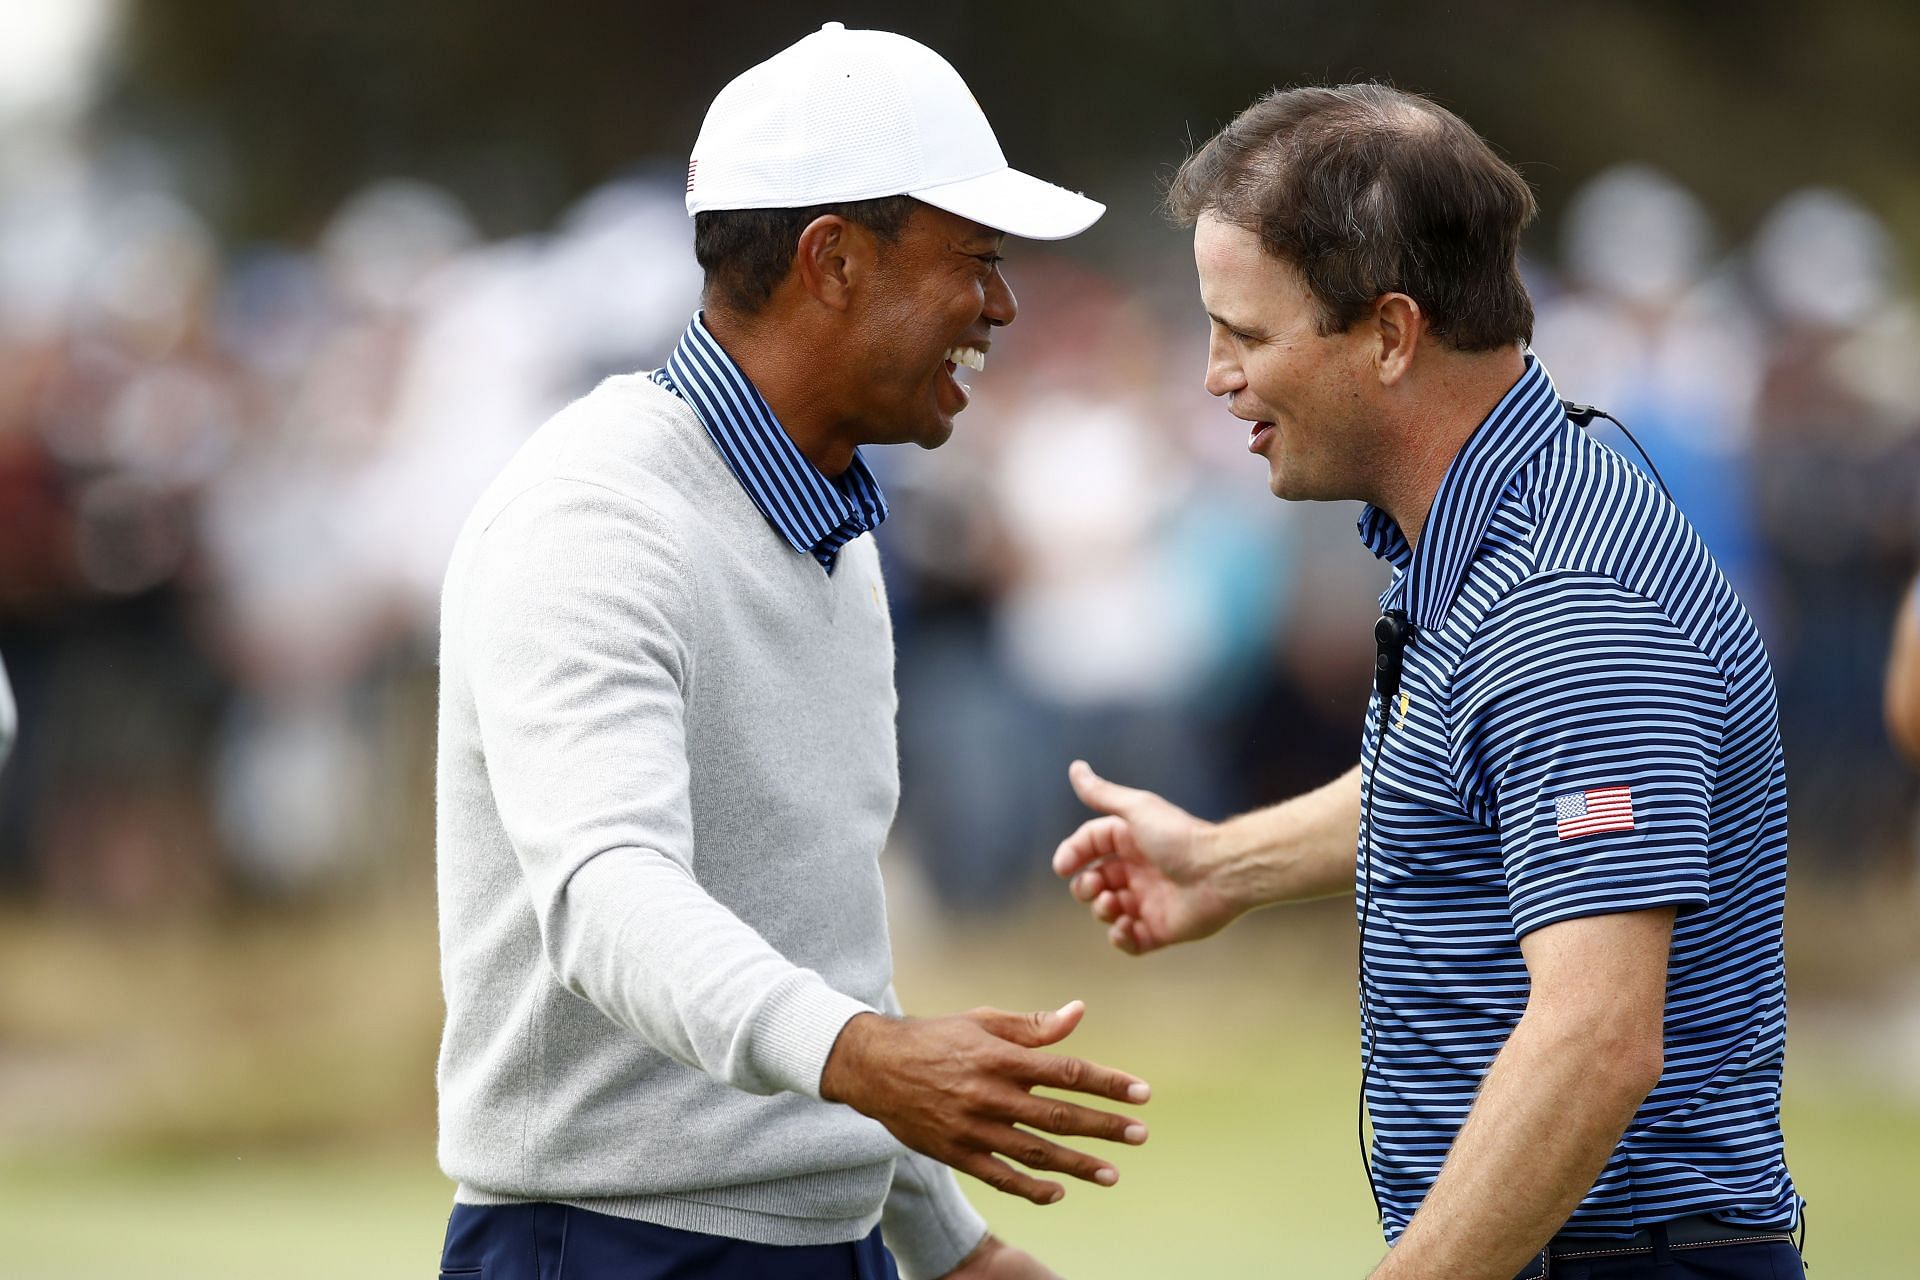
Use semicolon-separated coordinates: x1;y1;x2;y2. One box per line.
686;22;1104;241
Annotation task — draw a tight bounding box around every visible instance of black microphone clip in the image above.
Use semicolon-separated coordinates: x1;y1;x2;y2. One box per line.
1374;609;1415;705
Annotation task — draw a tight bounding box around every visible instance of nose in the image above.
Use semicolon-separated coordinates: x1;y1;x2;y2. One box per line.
1203;327;1244;399
984;264;1018;327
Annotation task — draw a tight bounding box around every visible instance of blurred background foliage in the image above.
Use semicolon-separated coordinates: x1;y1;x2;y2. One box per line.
3;2;1920;1275
114;0;1920;253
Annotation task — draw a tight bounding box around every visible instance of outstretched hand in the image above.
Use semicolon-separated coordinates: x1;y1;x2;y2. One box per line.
821;999;1149;1206
1052;759;1238;955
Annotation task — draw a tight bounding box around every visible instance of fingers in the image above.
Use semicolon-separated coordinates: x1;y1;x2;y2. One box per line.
1053;814;1128;879
1016;1047;1152;1104
970;1000;1085;1048
1068;759;1152;819
983;1124;1123;1188
956;1116;1142;1205
963;1010;1154;1100
1069;853;1129;904
953;1151;1066;1206
1109;916;1154;956
881;1013;1155;1212
1005;1090;1150;1147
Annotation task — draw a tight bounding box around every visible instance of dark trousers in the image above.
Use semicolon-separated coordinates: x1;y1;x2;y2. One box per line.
1512;1226;1805;1279
440;1203;901;1280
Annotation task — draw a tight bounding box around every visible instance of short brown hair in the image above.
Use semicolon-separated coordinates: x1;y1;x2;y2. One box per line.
694;196;918;314
1167;84;1536;351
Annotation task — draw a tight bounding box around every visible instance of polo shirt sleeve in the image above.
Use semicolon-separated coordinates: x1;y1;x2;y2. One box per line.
1451;572;1724;939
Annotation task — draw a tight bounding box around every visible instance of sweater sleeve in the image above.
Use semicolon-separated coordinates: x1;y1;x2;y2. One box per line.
461;478;873;1098
876;985;992;1279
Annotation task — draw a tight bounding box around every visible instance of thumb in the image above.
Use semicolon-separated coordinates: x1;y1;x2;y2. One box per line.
973;999;1086;1048
1069;759;1147;818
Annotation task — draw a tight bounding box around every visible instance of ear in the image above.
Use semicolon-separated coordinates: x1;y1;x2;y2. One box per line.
792;214;876;312
1372;292;1423;386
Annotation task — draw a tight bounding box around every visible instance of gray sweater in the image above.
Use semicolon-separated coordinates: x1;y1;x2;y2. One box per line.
435;374;988;1276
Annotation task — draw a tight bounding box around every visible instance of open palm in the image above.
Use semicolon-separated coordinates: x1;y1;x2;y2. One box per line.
1052;760;1237;954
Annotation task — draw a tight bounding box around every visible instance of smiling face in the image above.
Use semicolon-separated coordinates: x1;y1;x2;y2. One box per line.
1193;213;1384;502
843;203;1017;450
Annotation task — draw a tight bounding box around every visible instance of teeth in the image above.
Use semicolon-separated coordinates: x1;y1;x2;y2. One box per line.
944;345;987;371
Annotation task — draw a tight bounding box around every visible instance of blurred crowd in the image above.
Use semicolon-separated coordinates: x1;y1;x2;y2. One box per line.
2;138;1917;915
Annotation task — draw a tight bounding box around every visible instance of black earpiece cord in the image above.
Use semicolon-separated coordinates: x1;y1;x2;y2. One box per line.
1563;401;1673;501
1358;609;1413;1228
1356;695;1388;1227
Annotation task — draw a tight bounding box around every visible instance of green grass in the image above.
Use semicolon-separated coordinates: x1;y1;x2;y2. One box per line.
0;1152;456;1279
0;898;1914;1277
0;1051;1909;1277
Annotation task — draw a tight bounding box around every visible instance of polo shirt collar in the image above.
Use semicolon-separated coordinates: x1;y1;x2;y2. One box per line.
659;313;889;565
1357;353;1568;629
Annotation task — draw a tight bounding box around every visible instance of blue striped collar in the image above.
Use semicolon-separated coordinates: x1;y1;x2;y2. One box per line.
651;313;889;572
1357;353;1568;628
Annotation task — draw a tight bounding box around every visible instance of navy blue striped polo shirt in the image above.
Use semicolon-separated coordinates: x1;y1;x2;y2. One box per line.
1356;354;1798;1239
651;313;889;572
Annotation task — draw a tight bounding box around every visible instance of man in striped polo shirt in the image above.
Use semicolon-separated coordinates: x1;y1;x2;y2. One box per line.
1054;85;1803;1278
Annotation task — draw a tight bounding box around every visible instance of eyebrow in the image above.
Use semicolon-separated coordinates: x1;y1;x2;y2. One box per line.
1207;311;1256;333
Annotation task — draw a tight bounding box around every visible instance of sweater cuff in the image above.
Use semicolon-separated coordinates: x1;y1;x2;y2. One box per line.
748;971;876;1100
881;1149;992;1279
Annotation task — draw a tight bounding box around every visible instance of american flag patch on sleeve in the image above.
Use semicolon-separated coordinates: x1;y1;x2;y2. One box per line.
1554;786;1635;839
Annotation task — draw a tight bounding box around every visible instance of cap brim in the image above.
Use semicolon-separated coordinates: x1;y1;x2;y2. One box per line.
908;167;1104;241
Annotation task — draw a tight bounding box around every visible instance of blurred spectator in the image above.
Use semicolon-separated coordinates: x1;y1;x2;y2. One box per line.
1748;188;1920;871
1534;164;1769;618
3;131;1918;911
0;135;229;909
0;649;14;772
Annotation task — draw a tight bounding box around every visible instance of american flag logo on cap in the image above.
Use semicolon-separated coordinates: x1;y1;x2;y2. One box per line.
1554;786;1635;840
686;159;698;193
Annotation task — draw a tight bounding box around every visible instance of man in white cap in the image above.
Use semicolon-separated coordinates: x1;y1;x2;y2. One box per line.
433;23;1142;1280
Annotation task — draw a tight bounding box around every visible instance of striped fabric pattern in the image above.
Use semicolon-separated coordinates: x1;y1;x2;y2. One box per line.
1355;355;1797;1240
651;313;889;572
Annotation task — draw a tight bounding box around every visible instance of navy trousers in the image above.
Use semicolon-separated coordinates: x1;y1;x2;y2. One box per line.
1512;1239;1806;1279
439;1203;902;1280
